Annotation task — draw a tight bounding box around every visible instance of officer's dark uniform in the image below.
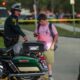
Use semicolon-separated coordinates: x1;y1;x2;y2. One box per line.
4;3;26;49
3;3;26;75
4;14;25;48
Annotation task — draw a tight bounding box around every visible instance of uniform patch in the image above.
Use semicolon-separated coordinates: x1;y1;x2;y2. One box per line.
12;18;17;25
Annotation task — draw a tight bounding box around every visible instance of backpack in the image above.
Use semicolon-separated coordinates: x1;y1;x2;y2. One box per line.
37;23;58;51
37;23;54;39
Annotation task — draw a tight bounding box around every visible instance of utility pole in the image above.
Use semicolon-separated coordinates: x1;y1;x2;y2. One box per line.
33;0;37;28
51;0;54;12
70;0;76;35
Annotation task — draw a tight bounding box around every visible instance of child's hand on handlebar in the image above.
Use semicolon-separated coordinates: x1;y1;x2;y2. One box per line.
34;33;39;37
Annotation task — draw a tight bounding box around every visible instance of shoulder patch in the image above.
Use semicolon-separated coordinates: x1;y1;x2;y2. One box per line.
12;18;17;25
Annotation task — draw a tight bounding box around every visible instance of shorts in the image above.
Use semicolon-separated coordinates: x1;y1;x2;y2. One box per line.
43;49;54;64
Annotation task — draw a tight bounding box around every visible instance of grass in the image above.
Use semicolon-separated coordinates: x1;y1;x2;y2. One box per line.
0;23;80;48
68;23;80;28
20;24;80;38
75;23;80;28
20;24;35;31
0;37;4;48
57;27;80;38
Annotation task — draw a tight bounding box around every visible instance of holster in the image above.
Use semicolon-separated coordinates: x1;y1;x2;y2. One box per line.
4;36;19;48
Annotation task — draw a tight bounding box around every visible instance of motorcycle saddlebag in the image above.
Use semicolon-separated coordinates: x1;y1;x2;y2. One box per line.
22;41;45;53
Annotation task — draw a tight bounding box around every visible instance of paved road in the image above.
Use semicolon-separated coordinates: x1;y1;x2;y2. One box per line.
22;30;80;80
54;37;80;80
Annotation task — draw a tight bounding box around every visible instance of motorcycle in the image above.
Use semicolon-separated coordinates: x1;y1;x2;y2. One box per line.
0;41;48;80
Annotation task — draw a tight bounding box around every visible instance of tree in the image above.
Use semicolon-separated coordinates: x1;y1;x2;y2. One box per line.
4;0;80;13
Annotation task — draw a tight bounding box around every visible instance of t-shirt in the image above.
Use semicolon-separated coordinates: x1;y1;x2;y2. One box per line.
34;23;58;50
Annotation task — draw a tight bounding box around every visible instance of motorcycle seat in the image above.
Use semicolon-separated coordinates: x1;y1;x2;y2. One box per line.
0;48;6;55
0;48;12;59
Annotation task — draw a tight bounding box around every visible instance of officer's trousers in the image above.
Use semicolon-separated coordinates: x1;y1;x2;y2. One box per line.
4;36;19;56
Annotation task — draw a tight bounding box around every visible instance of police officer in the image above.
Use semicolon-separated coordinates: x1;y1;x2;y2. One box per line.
4;3;28;50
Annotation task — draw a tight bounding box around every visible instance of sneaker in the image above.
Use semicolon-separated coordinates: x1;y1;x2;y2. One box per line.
49;77;54;80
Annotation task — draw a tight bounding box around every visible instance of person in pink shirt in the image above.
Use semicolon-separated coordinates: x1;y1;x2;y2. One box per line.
34;14;58;80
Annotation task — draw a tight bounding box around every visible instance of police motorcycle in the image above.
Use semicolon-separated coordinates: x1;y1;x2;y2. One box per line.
0;41;48;80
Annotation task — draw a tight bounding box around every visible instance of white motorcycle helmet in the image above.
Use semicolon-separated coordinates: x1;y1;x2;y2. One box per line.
11;3;21;13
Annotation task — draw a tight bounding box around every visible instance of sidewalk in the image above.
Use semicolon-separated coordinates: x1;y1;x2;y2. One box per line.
21;30;80;80
55;23;80;32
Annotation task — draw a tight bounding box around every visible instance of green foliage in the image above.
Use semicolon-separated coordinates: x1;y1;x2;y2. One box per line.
0;0;2;2
75;0;80;12
38;0;50;9
3;0;80;12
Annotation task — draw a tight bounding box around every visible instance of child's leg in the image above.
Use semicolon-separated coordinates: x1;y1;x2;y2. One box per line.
44;49;54;76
